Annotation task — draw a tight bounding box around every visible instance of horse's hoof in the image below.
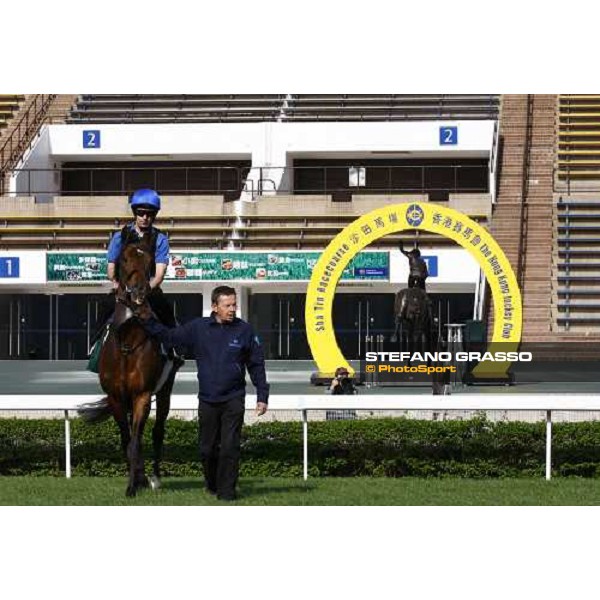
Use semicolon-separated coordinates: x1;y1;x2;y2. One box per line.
390;336;397;344
149;475;161;491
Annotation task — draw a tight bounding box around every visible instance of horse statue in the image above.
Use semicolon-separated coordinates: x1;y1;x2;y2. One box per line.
78;241;179;497
391;287;434;352
391;287;450;395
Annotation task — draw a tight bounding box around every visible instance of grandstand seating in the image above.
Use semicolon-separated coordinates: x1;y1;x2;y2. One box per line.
67;95;288;123
283;95;500;121
0;194;491;251
555;196;600;329
0;95;24;132
557;95;600;186
66;94;500;124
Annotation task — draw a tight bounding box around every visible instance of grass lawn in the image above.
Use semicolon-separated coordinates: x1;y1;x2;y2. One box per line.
1;476;600;505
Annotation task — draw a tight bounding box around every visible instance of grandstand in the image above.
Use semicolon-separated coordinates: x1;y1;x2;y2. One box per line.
0;193;490;251
2;93;600;359
557;95;600;188
65;94;500;124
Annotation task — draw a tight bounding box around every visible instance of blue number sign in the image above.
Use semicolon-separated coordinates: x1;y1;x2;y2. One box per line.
422;256;438;277
439;126;458;146
83;130;101;149
0;257;20;278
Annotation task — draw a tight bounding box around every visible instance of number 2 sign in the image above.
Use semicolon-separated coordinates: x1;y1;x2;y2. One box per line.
83;130;101;149
439;126;458;146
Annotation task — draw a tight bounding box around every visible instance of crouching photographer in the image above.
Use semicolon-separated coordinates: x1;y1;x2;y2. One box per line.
327;367;357;421
329;367;357;396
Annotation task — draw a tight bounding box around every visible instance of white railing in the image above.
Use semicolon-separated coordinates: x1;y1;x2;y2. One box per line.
2;394;600;481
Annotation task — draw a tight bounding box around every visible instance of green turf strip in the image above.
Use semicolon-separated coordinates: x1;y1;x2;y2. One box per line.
2;476;600;505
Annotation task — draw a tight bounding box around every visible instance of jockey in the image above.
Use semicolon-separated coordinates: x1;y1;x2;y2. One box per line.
91;190;182;363
106;188;177;327
399;241;428;290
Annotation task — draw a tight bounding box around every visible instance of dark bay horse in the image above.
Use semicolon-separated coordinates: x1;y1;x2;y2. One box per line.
391;287;449;395
79;241;177;496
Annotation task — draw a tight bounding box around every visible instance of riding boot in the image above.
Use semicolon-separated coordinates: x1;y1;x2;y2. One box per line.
90;291;116;347
89;321;110;349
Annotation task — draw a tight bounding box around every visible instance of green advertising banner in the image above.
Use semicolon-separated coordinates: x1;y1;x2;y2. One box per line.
47;253;107;282
47;252;389;282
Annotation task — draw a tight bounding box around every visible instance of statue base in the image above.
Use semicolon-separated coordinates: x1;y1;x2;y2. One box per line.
462;372;515;386
310;372;363;386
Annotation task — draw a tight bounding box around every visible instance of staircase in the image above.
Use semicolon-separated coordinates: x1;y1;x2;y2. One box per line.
0;94;77;195
0;95;25;135
489;95;556;342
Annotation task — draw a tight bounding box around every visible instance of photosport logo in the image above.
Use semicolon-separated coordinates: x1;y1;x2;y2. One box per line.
357;343;600;387
361;349;534;384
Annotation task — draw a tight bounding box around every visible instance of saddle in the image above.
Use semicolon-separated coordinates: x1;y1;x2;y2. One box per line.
86;308;174;376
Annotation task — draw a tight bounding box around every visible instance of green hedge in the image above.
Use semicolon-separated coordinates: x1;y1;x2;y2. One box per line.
2;416;600;477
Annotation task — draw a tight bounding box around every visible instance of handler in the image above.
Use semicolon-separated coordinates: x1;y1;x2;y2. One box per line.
142;285;269;501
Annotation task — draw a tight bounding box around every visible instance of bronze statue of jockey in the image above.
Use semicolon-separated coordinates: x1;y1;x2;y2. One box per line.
399;241;429;290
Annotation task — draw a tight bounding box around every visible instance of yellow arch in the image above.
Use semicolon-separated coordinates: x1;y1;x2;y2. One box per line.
305;202;522;379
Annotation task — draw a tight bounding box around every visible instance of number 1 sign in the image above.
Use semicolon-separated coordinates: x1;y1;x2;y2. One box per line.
0;257;19;278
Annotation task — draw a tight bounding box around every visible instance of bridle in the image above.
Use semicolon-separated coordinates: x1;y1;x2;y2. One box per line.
114;247;154;355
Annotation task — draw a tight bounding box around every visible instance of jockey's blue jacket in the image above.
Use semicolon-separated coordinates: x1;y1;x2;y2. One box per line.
143;313;269;405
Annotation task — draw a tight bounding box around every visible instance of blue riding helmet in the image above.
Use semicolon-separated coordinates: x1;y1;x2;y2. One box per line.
130;189;161;211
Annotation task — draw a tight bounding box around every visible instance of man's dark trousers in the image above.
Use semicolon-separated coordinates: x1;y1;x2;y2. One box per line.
199;396;245;500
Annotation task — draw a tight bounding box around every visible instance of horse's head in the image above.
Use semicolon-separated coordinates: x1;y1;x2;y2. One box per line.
117;243;153;312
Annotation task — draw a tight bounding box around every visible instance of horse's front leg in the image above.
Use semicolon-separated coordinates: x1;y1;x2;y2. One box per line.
390;318;401;344
126;392;151;497
108;395;131;458
151;370;174;491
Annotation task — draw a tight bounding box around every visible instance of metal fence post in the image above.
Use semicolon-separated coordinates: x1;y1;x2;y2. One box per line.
64;410;71;479
302;409;308;481
546;410;552;481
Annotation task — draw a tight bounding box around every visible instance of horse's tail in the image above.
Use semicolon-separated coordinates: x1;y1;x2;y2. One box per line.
77;397;112;424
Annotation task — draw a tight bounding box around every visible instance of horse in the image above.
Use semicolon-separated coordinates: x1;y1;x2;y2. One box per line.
78;241;178;497
391;287;450;395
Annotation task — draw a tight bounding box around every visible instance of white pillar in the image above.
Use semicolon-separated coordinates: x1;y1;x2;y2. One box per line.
235;286;249;320
241;123;291;201
202;289;213;317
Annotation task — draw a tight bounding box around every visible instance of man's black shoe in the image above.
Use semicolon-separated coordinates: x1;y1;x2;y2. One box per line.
173;355;185;370
217;493;237;502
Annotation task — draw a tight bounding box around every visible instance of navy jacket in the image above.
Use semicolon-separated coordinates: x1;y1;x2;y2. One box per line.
144;314;269;404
